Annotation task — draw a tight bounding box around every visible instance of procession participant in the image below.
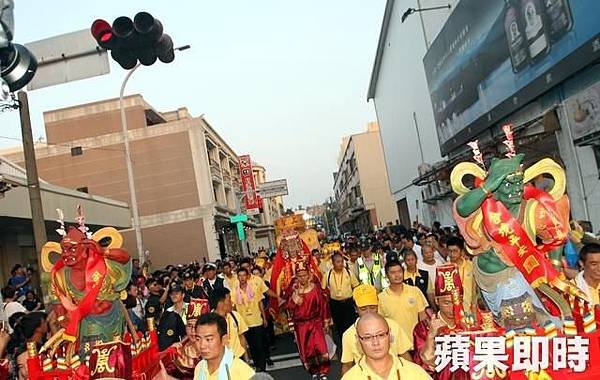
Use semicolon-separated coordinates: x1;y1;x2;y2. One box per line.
210;287;250;361
346;246;360;279
232;267;269;372
401;232;422;261
158;284;188;351
0;287;26;334
412;264;468;379
417;244;444;294
222;261;238;290
575;243;600;306
340;284;413;376
240;258;278;299
166;282;189;324
183;271;208;302
323;252;359;342
341;313;432;380
202;263;225;298
378;261;428;339
286;260;331;379
161;298;208;379
402;250;430;304
145;277;169;323
356;244;388;292
193;313;255;379
446;236;476;314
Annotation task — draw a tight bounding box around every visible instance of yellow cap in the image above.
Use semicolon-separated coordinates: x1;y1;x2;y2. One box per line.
352;284;378;308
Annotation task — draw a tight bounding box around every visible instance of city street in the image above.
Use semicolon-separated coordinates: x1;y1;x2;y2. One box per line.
268;333;341;379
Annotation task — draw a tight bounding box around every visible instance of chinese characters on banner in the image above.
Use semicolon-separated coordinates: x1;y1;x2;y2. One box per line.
434;335;590;374
238;155;260;212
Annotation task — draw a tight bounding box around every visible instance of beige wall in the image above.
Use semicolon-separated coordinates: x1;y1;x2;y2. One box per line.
354;132;399;227
122;218;209;268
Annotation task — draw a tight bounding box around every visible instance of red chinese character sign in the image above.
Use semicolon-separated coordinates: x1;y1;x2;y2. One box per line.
238;154;260;211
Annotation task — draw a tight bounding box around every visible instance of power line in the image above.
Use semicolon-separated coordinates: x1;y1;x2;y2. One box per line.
0;134;126;153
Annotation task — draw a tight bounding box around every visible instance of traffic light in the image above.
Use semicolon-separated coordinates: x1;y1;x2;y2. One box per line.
1;1;37;95
0;43;38;94
91;12;175;70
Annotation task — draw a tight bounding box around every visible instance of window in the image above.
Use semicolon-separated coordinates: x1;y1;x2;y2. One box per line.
71;146;83;156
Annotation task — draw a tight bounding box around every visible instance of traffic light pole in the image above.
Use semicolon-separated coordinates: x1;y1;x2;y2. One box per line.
17;91;49;304
119;63;144;262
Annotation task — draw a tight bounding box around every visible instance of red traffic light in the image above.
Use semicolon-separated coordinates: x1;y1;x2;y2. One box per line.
91;19;114;48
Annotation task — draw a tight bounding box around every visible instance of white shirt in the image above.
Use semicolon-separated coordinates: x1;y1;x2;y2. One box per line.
3;301;27;333
418;258;445;291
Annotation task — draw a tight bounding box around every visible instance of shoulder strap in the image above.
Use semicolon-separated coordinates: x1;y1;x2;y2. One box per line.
229;311;239;329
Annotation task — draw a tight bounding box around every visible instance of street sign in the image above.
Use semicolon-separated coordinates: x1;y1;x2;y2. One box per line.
25;29;110;90
229;214;248;241
257;179;288;198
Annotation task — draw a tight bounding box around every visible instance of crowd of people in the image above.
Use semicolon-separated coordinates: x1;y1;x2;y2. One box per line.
1;218;600;379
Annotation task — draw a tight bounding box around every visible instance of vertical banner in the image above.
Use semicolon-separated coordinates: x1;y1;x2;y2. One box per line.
238;155;260;212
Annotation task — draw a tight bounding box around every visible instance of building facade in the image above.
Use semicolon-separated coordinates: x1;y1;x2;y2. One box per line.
333;122;399;233
249;163;284;253
3;95;273;266
368;0;600;231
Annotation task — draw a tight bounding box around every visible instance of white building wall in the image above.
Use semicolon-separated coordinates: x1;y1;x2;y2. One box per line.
370;0;455;226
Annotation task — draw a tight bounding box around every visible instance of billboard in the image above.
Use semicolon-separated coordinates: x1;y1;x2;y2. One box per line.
238;155;260;212
423;0;600;155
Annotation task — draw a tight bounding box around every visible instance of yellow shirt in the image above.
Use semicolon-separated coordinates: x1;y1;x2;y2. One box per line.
341;317;413;364
342;355;432;380
404;270;430;293
457;259;475;313
249;274;269;295
223;274;239;290
319;260;333;277
322;268;360;300
227;311;249;358
232;282;265;328
193;356;255;380
378;285;427;336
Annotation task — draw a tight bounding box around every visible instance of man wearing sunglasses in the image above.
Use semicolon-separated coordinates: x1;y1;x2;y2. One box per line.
342;313;431;379
340;284;413;376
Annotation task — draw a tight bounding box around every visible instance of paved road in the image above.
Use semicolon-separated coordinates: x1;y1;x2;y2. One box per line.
265;332;342;380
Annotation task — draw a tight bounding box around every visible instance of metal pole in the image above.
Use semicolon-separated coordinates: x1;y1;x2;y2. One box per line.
416;0;430;49
17;91;48;303
413;111;425;164
119;63;144;261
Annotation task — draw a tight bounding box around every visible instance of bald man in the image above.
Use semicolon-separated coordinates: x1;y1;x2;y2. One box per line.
342;313;431;380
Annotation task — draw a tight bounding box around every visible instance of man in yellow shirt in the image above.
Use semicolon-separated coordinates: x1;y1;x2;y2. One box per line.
209;287;250;361
446;236;477;314
378;261;428;338
193;313;255;380
323;252;360;342
232;267;269;372
341;284;413;376
342;313;431;380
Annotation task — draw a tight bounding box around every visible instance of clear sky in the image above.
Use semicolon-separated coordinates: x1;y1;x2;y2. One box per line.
0;0;385;209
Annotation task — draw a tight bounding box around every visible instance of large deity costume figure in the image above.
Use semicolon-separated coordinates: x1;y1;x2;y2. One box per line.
40;209;132;357
451;132;586;325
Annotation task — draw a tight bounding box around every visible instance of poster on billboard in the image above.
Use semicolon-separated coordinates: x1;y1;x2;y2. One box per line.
565;81;600;143
423;0;600;155
238;155;261;211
